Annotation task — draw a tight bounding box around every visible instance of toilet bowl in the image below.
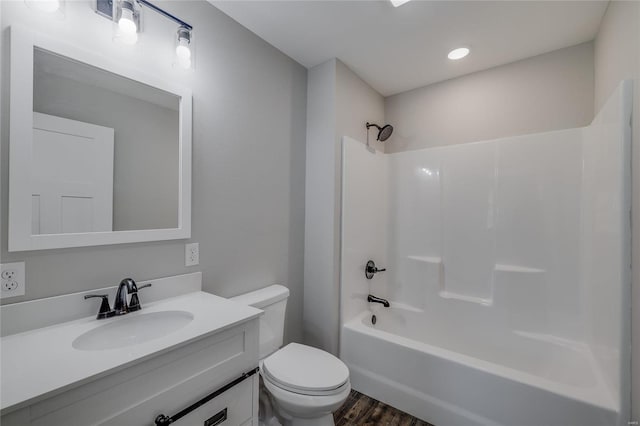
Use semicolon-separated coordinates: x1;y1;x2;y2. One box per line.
231;286;350;426
262;342;351;425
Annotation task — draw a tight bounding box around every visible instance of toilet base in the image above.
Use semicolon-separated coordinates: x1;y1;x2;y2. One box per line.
259;376;285;426
259;399;335;426
282;413;334;426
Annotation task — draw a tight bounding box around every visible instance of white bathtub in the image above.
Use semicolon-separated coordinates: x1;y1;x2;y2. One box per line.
341;308;619;426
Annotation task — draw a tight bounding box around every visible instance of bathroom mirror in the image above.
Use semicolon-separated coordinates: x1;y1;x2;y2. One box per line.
8;26;192;251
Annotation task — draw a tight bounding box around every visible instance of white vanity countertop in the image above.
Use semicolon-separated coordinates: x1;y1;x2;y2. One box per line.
0;291;262;413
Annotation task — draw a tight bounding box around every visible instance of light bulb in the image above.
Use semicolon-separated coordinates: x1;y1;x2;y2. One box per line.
118;8;137;35
118;7;138;34
115;1;138;45
176;41;191;61
176;27;192;69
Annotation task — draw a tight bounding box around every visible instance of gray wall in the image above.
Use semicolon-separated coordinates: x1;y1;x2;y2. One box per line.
34;72;180;231
304;59;338;353
385;42;595;152
1;0;307;343
594;1;640;421
304;59;384;354
336;60;385;153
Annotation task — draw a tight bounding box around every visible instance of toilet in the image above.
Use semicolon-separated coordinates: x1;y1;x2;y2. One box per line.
231;285;351;426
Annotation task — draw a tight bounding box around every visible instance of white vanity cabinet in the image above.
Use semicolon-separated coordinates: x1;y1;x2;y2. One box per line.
0;274;263;426
2;319;259;426
2;318;259;426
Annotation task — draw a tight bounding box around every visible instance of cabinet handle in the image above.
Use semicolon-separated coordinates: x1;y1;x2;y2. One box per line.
204;408;227;426
154;367;258;426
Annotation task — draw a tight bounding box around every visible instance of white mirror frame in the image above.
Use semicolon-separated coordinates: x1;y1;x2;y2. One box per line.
8;26;192;251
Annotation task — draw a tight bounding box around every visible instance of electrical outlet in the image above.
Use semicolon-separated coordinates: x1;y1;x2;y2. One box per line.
3;281;18;291
0;262;25;299
1;270;16;280
185;243;199;266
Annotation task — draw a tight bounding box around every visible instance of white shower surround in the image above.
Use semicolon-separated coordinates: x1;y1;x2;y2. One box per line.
339;81;632;426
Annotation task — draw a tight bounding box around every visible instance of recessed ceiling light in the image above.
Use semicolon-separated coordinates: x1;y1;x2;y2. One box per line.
448;47;470;60
390;0;412;7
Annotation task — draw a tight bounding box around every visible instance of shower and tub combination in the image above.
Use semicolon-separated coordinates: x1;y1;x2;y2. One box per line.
339;82;632;426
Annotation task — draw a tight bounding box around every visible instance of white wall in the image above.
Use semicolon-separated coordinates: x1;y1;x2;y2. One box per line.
593;1;640;421
0;0;307;343
385;42;594;152
304;59;384;354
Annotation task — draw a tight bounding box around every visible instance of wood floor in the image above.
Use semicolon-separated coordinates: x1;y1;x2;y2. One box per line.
333;390;434;426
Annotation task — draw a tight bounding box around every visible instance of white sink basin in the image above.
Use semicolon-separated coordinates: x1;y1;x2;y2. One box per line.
72;310;194;351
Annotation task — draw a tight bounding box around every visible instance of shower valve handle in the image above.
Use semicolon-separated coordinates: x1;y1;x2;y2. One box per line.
365;260;386;280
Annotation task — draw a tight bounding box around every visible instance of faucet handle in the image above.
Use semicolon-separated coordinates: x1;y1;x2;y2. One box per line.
129;283;152;312
84;294;116;320
365;260;386;280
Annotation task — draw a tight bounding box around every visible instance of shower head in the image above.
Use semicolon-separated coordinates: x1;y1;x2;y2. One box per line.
366;122;394;141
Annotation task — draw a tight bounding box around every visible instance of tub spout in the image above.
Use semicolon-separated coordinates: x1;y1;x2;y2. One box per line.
368;294;390;307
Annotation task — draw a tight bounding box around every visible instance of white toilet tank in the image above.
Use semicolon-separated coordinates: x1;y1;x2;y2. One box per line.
230;285;289;359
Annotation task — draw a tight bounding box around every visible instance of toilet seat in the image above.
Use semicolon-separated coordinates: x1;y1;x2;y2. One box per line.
262;343;350;396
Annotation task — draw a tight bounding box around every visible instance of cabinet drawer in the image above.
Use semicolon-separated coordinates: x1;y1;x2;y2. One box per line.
171;375;255;426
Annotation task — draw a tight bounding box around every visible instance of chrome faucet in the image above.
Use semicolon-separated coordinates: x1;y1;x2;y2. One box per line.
367;294;390;307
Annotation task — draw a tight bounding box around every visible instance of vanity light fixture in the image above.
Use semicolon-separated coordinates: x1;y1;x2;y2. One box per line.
97;0;194;68
448;47;470;60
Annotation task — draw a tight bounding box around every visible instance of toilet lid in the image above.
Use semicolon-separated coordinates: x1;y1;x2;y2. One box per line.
262;343;349;394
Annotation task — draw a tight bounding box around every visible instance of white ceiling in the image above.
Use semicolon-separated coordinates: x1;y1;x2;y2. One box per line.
210;1;608;96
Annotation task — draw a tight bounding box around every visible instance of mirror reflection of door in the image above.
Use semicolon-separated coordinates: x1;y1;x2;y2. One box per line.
32;47;180;234
31;112;114;235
